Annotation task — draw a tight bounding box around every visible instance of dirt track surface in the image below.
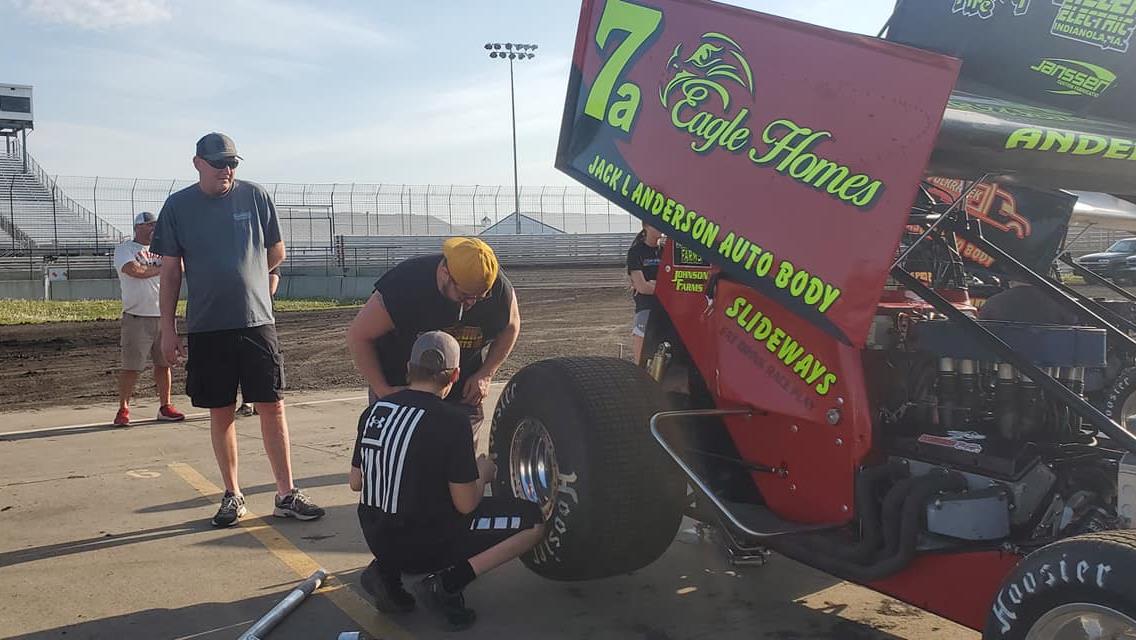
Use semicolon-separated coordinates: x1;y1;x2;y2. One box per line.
0;288;635;413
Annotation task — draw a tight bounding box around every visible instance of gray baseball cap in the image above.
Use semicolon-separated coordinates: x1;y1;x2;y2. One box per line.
196;132;242;162
410;331;460;374
133;211;157;225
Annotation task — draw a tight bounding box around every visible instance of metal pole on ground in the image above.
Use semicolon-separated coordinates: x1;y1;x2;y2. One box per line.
236;568;327;640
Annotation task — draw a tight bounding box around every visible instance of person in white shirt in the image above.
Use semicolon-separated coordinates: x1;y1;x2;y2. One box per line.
113;211;185;426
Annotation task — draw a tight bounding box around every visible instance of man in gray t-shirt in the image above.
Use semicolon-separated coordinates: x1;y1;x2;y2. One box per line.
151;132;324;528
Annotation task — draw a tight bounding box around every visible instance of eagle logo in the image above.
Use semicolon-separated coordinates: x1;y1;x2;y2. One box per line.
660;32;755;112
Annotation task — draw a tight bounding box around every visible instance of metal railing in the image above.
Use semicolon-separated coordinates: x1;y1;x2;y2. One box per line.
2;173;35;255
49;176;644;239
24;156;124;250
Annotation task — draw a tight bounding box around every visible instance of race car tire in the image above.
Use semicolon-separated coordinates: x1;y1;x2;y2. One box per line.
983;530;1136;639
489;356;686;581
1101;366;1136;433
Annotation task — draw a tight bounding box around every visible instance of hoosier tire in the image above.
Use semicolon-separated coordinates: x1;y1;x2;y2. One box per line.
983;530;1136;640
1102;367;1136;434
489;356;686;581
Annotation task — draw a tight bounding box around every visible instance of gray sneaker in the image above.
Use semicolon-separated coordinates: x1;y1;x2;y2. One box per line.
212;492;246;527
273;489;325;521
236;403;256;417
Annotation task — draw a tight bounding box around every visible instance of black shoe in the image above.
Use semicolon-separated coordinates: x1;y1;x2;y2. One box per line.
414;574;477;631
360;562;415;613
211;492;246;527
273;488;325;521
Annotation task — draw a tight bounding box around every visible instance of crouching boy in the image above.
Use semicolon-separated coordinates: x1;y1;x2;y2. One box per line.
349;330;544;630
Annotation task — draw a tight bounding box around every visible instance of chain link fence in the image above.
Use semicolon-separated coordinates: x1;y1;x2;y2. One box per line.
51;177;642;243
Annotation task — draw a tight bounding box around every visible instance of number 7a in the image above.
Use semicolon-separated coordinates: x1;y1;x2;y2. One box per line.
583;0;663;133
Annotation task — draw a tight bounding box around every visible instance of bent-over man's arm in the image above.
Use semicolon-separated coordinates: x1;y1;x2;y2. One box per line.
346;293;400;397
462;293;520;404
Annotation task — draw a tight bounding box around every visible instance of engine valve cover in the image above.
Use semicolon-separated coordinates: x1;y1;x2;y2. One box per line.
911;320;1106;367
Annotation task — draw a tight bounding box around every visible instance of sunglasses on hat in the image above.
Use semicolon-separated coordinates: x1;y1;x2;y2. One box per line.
204;158;239;170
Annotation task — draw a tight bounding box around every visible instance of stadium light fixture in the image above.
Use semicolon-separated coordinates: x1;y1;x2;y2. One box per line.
483;41;539;234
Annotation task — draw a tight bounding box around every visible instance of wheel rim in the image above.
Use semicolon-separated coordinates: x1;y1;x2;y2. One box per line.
1121;391;1136;432
1026;602;1136;639
509;417;560;520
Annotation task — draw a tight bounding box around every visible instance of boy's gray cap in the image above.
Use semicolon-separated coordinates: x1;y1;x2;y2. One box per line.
196;132;242;161
410;331;460;374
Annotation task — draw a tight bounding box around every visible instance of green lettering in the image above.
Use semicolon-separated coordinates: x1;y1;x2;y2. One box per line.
1006;127;1043;150
792;353;814;378
776;261;794;288
778;338;805;366
725;296;745;318
1104;137;1134;159
583;0;662;129
608;83;642;132
753;317;773;340
1073;135;1108;155
718;232;736;258
815;372;837;396
767;328;785;352
1040;130;1076;153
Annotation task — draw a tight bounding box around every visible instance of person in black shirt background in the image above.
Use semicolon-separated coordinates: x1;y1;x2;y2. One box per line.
626;223;663;363
350;331;543;630
346;237;520;444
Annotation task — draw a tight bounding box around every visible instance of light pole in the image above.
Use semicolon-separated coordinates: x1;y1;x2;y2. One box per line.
485;42;537;234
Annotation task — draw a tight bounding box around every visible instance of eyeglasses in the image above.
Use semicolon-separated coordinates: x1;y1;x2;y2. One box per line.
446;272;489;303
204;158;239;170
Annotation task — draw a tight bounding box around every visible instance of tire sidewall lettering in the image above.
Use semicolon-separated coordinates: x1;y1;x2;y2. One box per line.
992;553;1113;635
531;471;580;566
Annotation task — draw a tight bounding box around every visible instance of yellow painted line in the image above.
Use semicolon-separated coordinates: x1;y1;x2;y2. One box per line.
1;394;369;437
168;462;412;640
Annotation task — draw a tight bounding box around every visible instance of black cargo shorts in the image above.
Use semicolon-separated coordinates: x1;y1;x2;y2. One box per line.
186;324;285;408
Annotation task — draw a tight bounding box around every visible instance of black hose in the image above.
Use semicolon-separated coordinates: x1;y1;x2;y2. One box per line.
805;459;908;563
877;475;924;562
773;470;968;582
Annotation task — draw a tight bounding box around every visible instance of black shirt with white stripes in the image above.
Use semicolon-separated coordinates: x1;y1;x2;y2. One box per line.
351;389;479;529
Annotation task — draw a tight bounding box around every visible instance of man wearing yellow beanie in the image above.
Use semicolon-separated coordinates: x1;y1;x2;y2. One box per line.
346;237;520;441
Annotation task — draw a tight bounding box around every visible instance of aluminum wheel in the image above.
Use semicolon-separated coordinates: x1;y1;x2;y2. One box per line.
1027;603;1136;640
1121;391;1136;433
509;417;560;520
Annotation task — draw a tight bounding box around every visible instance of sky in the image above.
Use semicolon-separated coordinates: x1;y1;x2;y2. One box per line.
1;0;896;187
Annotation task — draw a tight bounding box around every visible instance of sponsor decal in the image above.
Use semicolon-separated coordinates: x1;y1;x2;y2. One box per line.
723;294;838;397
1050;0;1136;52
1030;57;1117;97
672;268;709;294
918;433;984;453
1005;127;1136;161
952;0;1032;19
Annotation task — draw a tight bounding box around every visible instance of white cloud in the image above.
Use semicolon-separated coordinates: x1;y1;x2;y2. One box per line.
11;0;171;29
180;0;391;56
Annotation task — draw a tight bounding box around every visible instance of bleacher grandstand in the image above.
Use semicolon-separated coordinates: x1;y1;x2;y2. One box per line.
0;153;123;253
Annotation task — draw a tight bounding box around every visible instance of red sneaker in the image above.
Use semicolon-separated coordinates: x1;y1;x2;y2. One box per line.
113;407;130;427
157;405;186;422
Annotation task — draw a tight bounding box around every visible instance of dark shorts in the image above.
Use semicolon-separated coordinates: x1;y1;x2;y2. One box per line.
186;324;285;408
358;496;543;577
